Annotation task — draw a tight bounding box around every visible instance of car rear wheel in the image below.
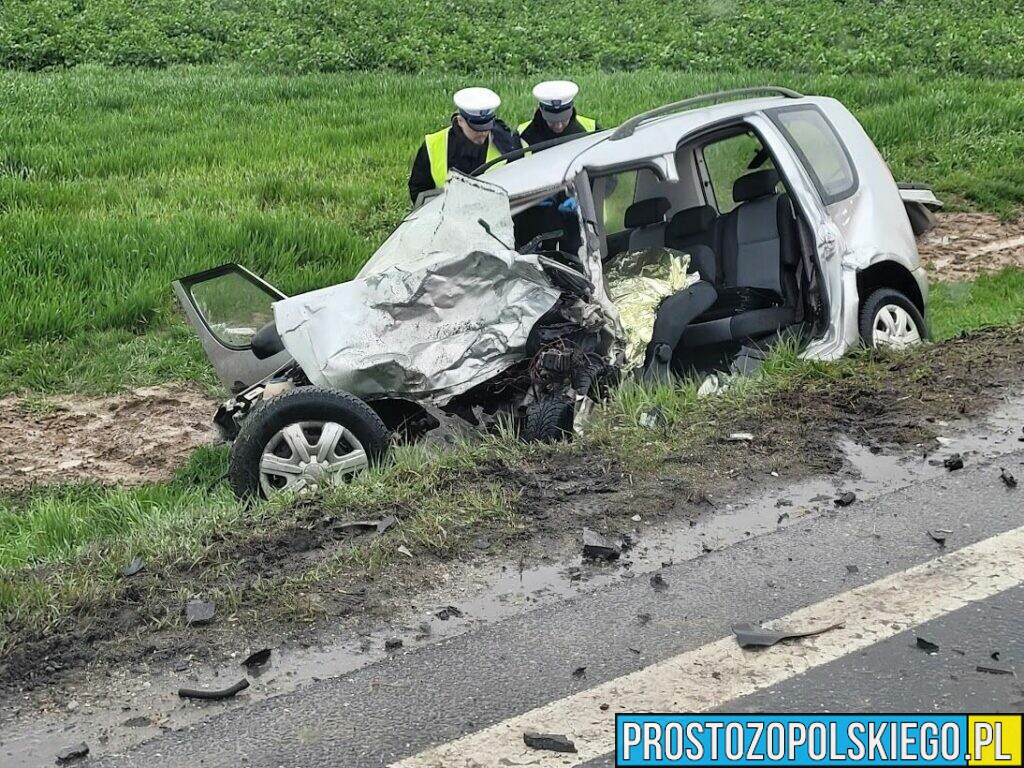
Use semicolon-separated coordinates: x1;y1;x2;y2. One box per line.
229;386;390;500
859;288;927;349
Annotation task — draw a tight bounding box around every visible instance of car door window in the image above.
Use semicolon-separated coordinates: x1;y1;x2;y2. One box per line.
771;107;857;204
701;132;776;214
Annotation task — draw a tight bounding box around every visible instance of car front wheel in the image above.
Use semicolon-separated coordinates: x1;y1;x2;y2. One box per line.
858;288;928;349
229;386;390;500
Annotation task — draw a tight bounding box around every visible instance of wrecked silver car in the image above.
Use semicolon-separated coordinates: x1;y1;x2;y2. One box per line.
175;86;939;500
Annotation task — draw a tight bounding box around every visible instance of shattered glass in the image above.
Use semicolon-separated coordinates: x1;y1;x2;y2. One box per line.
604;248;696;370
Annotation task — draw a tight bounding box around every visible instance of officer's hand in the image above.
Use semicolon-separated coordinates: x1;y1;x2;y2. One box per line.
558;197;579;214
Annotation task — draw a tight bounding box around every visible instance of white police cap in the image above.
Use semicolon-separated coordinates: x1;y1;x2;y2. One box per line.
454;87;501;131
533;80;580;123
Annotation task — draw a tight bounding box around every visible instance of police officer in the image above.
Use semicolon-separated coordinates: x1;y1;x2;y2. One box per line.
518;80;600;148
408;87;520;204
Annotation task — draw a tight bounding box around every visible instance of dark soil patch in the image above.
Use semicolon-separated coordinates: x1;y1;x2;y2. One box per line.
3;326;1023;698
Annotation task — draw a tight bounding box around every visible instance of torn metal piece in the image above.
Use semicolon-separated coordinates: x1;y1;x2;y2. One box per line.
1000;468;1018;488
582;528;621;561
944;454;964;471
122;558;144;578
178;679;249;701
397;545;414;558
436;606;462;621
523;732;577;753
834;491;857;507
976;665;1014;676
732;621;844;649
377;515;398;535
184;599;215;626
915;637;940;653
928;529;951;548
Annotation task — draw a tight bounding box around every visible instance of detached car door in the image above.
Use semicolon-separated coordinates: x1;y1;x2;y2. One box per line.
172;264;292;393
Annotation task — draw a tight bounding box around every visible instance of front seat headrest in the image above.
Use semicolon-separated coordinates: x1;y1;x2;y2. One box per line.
666;205;717;240
623;197;670;229
733;169;780;203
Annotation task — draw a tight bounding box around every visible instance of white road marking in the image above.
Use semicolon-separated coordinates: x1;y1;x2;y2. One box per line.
391;524;1024;768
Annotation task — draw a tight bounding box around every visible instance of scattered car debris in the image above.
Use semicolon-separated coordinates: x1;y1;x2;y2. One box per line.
241;648;272;670
631;514;642;522
600;703;610;711
915;637;940;653
56;743;90;764
976;665;1014;676
834;492;857;507
639;406;669;430
637;613;652;626
991;651;1001;661
184;599;216;626
845;565;859;574
377;515;398;534
732;621;844;649
436;606;463;621
944;454;965;471
385;637;403;651
777;512;790;525
701;541;713;553
523;732;577;753
1000;468;1018;488
928;529;951;548
121;558;145;578
414;622;431;640
650;573;669;592
582;528;621;561
334;520;382;535
178;679;249;701
935;436;954;447
727;432;754;442
572;666;587;679
397;545;414;558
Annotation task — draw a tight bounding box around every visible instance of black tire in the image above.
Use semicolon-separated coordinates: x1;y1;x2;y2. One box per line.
229;386;390;500
522;398;575;443
858;288;928;348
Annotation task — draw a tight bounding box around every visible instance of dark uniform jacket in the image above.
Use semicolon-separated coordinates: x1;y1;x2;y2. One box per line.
519;109;600;148
408;117;520;203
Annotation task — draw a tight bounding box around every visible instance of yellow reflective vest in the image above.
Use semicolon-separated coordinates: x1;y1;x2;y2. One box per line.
424;128;506;189
517;114;598;146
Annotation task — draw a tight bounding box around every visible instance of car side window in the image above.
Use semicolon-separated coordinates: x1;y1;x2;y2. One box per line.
701;132;776;214
772;107;857;204
595;170;640;235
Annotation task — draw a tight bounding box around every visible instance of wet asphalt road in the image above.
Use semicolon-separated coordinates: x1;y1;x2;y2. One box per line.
92;447;1024;767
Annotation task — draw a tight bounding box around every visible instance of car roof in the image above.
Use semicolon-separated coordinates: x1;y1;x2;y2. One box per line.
484;93;835;197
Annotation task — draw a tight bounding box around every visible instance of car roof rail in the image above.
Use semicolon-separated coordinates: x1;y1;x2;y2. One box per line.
609;86;804;141
471;131;593;176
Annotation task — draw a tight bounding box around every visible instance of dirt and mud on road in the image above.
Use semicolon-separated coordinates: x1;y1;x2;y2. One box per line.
917;212;1024;281
0;386;218;489
3;326;1024;739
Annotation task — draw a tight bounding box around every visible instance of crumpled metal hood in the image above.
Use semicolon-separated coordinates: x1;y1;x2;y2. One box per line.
273;176;562;404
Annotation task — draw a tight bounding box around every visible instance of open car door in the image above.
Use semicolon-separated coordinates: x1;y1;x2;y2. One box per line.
172;264;292;393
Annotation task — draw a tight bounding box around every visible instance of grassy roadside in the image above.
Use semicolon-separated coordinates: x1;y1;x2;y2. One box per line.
3;290;1024;660
2;68;1024;393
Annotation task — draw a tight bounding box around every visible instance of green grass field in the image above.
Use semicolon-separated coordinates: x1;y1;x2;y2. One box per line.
2;68;1023;392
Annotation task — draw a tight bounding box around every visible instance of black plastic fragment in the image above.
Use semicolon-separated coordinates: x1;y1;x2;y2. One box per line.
572;666;587;679
944;454;964;471
56;743;90;764
1000;468;1017;488
928;529;951;548
976;665;1014;676
241;648;271;669
732;621;844;649
178;679;249;700
845;565;859;574
991;651;1001;661
436;606;463;621
385;637;403;651
915;637;940;653
122;558;144;578
650;573;669;592
834;492;857;507
523;732;577;753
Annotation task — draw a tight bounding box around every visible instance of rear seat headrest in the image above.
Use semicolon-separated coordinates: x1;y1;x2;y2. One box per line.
623;197;670;229
666;205;717;239
733;169;780;203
